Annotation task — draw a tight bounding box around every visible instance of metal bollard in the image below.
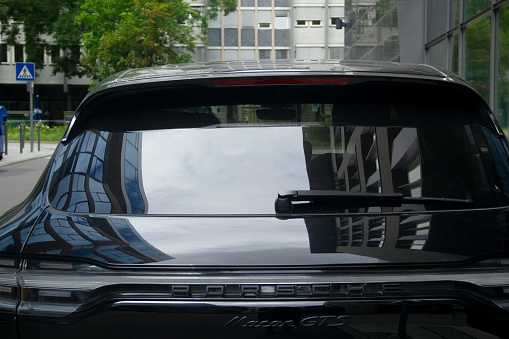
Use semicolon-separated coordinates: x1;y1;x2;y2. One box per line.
38;124;41;151
20;124;23;154
3;124;7;156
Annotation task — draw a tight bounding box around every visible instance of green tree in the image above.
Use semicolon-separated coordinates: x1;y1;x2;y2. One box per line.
77;0;196;81
0;0;85;77
0;0;236;81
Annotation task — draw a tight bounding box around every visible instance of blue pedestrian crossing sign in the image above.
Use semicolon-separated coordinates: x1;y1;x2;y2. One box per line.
16;63;35;81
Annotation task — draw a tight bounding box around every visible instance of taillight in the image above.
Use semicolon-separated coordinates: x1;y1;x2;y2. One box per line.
211;77;349;86
0;259;20;315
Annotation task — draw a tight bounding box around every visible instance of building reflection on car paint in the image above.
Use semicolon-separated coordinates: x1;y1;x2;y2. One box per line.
23;213;173;264
49;131;148;214
22;130;172;264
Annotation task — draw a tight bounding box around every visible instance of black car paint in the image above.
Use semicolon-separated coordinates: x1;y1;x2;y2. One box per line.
1;60;509;338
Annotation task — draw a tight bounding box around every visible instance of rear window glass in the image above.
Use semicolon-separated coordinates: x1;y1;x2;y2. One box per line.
48;88;509;215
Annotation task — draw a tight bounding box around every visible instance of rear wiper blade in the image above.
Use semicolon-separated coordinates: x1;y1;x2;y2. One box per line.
275;190;473;213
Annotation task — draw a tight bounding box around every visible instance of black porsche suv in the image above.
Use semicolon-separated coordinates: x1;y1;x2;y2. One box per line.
1;60;509;338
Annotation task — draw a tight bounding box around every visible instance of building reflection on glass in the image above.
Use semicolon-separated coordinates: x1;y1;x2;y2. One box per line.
36;118;507;263
49;131;147;214
304;125;432;260
36;131;165;263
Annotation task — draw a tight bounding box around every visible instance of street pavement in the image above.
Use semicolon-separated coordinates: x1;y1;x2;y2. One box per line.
0;140;57;168
0;141;57;215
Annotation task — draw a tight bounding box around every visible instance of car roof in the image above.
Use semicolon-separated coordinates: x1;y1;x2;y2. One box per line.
64;59;498;143
85;59;472;100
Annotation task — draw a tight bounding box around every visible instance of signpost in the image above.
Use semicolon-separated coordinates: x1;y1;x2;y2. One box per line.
16;63;35;152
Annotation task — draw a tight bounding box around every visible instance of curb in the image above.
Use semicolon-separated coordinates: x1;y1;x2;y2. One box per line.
0;142;57;168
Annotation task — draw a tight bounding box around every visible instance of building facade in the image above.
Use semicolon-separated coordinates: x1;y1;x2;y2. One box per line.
0;0;345;121
1;0;507;127
345;0;509;129
189;0;345;62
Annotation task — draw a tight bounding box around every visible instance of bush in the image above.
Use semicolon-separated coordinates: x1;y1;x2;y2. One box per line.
6;122;67;142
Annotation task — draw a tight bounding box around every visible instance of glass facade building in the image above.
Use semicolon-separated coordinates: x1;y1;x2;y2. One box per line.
425;0;509;129
344;0;508;129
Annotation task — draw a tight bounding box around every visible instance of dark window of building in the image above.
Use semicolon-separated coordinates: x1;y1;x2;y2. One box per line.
258;30;272;46
34;46;45;64
241;0;255;7
208;29;222;46
259;50;271;59
427;0;447;42
69;45;81;63
224;29;238;46
14;44;24;62
466;0;491;19
0;44;7;63
241;29;255;46
49;45;60;63
275;50;288;59
275;30;290;47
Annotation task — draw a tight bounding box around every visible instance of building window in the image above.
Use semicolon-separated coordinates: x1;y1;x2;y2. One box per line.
296;20;306;26
296;47;323;60
242;49;255;60
241;10;255;27
224;12;237;28
241;29;255;46
427;40;446;69
49;45;60;64
330;6;345;26
259;50;271;60
426;0;447;43
208;49;221;62
275;30;290;47
258;30;272;46
34;46;45;65
224;29;238;46
450;0;460;29
275;50;288;59
497;6;509;128
224;49;238;61
311;20;321;26
14;44;24;62
329;47;344;60
0;44;7;63
465;16;491;105
275;11;289;29
208;29;222;46
258;0;271;7
209;13;221;28
192;47;205;62
258;10;271;28
465;0;491;19
449;32;459;75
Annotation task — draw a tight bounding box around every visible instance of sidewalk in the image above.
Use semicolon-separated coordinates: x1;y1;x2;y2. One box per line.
0;140;58;167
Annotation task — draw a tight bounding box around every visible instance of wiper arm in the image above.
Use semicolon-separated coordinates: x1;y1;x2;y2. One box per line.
275;190;473;213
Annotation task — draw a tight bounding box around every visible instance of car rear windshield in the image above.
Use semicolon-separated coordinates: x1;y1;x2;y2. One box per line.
48;80;509;215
